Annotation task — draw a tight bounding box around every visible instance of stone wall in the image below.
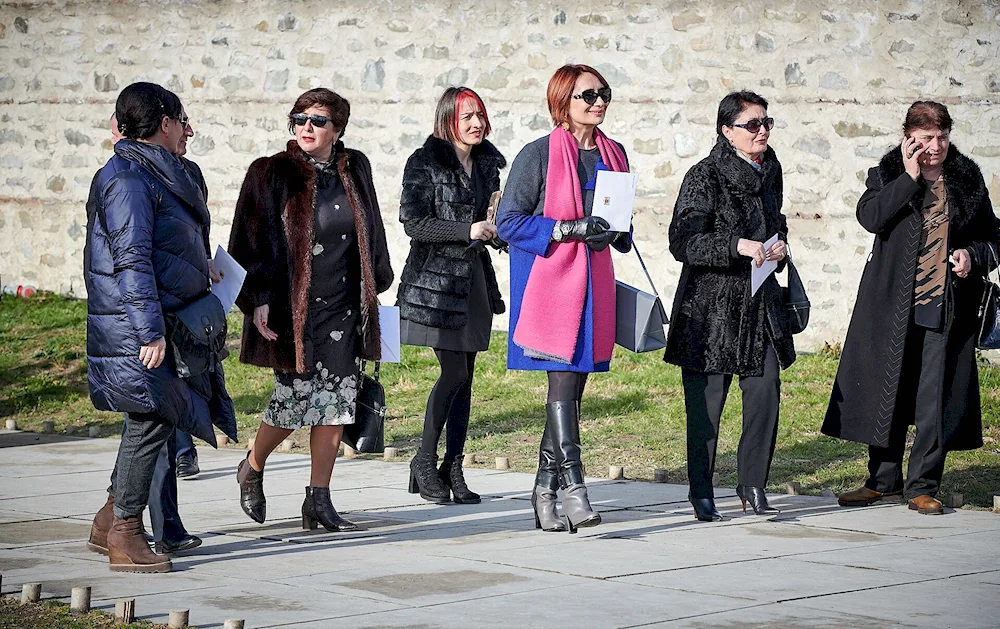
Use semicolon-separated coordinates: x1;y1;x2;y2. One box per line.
1;0;999;352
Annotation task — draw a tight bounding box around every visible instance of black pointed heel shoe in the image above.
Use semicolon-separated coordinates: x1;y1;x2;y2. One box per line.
690;496;725;522
237;453;266;524
736;484;780;515
302;487;359;532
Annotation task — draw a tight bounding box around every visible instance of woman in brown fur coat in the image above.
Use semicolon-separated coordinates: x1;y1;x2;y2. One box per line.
229;88;393;531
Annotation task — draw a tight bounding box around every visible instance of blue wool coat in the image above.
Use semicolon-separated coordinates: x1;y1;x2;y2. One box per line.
497;136;629;373
84;140;236;446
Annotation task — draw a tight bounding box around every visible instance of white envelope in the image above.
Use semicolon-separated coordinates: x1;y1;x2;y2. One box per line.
378;305;401;363
750;234;780;297
210;245;247;314
592;170;638;232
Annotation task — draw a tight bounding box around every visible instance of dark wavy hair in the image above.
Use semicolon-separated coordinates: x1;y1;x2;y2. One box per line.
716;90;769;136
114;82;183;140
287;88;351;138
903;101;953;134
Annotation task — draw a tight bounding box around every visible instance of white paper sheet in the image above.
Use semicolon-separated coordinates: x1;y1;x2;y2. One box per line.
210;245;247;314
750;234;780;298
592;170;638;232
378;305;401;363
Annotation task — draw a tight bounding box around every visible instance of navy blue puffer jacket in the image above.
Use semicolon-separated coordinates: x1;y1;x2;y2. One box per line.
84;140;236;445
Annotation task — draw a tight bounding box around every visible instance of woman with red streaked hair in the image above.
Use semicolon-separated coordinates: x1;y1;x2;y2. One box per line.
397;86;508;504
497;64;632;533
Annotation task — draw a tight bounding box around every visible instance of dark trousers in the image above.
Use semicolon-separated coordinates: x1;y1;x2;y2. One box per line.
682;346;781;499
147;430;187;543
175;429;195;458
111;411;174;519
865;323;947;499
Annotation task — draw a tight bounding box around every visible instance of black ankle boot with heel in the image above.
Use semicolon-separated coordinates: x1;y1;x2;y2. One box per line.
736;484;780;515
408;452;451;503
236;453;266;524
301;486;359;532
439;456;480;504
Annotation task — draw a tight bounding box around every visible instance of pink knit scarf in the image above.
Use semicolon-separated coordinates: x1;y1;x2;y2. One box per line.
513;126;627;364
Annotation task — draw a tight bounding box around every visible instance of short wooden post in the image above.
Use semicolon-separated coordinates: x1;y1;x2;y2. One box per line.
20;582;41;604
993;494;1000;512
218;434;230;446
945;493;964;509
342;444;356;458
88;426;101;438
247;438;255;452
463;453;476;466
42;421;55;434
223;620;246;629
784;481;802;495
383;447;398;460
495;456;509;471
280;439;293;452
70;586;91;614
168;609;190;628
653;469;668;483
712;472;719;487
115;599;136;623
608;465;624;480
5;419;17;430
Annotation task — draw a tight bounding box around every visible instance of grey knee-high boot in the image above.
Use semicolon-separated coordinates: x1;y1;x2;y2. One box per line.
548;400;600;533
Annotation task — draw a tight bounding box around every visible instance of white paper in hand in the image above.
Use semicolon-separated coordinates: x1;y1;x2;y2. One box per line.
592;170;638;232
210;245;247;314
378;305;401;363
750;234;780;298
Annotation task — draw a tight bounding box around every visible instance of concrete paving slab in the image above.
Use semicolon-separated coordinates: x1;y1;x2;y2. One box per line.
786;502;1000;538
614;556;929;602
796;578;1000;628
0;517;92;548
642;600;925;628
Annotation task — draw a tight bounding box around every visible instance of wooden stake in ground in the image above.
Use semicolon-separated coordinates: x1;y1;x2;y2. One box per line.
168;609;190;628
224;620;246;629
115;599;136;623
70;586;91;614
20;582;41;604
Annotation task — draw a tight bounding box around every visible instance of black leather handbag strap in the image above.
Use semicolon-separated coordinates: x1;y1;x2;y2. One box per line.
360;359;381;382
631;240;669;323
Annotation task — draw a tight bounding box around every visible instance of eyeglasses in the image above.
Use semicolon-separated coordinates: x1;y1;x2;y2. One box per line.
177;115;190;127
572;87;613;106
291;113;330;128
731;117;774;134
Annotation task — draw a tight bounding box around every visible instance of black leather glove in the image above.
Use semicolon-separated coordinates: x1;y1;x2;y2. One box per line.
586;230;615;251
486;236;509;253
610;231;632;254
553;216;611;242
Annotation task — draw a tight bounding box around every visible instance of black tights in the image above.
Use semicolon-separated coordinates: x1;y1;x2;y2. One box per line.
419;349;477;460
546;371;588;403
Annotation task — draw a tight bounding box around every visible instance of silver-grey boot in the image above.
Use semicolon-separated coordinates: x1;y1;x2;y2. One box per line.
548;400;601;534
561;484;601;533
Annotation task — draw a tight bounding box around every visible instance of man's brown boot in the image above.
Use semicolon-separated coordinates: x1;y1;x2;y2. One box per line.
108;515;171;573
837;486;902;507
87;493;115;555
907;495;944;515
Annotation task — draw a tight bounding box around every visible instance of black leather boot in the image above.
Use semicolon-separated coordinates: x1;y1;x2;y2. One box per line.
439;456;481;504
302;487;359;532
689;496;725;522
408;452;451;503
548;400;600;533
532;422;567;532
236;453;266;524
737;485;780;515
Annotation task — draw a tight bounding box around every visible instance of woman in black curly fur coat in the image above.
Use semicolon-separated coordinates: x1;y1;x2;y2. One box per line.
665;91;797;522
397;87;507;505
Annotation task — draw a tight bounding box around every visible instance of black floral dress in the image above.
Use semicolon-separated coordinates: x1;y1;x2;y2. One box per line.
263;160;362;428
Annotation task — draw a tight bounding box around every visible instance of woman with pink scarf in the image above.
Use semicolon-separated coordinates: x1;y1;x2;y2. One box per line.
497;64;631;534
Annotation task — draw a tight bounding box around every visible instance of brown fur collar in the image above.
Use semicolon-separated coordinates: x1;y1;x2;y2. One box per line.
280;139;382;371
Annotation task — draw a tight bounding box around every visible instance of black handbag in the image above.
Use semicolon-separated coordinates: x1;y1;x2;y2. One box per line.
165;292;229;378
615;241;669;352
344;360;385;453
977;244;1000;350
782;253;810;335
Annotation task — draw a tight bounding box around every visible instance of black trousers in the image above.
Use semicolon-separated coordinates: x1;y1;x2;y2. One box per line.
681;346;781;499
865;323;947;499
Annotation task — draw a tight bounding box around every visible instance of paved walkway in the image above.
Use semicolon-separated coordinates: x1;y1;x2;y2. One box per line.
1;431;998;628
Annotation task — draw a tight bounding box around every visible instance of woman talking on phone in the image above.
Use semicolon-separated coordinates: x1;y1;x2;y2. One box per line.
825;101;1000;515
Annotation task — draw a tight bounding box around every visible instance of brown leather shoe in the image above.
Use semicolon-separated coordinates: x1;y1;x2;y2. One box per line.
907;495;944;515
837;486;902;507
108;515;171;573
87;493;115;555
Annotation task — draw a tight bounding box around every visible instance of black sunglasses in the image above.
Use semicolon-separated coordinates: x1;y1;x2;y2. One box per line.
572;87;613;106
291;113;330;128
731;117;775;134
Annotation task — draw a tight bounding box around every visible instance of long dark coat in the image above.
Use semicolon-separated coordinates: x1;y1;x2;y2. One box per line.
228;140;394;373
396;135;506;329
823;145;999;451
664;138;797;377
84;140;236;446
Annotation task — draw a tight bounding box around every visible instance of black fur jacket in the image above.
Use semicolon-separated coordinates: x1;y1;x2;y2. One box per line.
664;137;796;377
396;135;507;330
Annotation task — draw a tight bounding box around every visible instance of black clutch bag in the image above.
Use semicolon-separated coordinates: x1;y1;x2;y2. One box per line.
166;292;229;378
783;255;810;335
344;360;385;453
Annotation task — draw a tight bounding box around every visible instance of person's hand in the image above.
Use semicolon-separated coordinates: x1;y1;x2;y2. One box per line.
253;304;278;341
766;240;787;262
950;249;971;278
737;238;767;268
470;221;498;242
208;259;224;284
554;216;611;242
586;230;616;252
902;135;926;181
139;337;166;369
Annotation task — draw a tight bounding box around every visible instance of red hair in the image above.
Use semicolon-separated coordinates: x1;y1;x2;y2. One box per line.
433;87;491;142
546;64;610;127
